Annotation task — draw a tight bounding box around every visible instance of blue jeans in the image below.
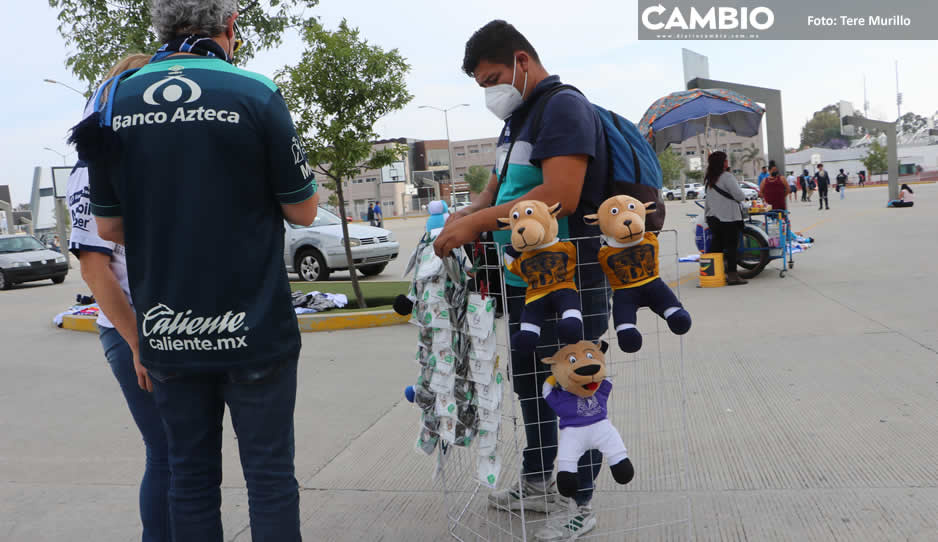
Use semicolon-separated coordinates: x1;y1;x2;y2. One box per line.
98;326;172;542
149;359;301;542
506;283;610;506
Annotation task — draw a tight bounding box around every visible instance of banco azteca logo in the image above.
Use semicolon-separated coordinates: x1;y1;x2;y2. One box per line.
143;65;202;106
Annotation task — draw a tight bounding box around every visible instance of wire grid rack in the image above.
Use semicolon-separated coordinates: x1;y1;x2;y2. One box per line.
436;230;694;542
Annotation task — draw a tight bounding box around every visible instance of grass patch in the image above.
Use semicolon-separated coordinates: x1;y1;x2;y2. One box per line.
290;281;408;313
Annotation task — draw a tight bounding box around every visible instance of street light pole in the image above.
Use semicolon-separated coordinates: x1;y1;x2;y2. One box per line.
419;104;470;206
43;78;85;97
43;147;69;166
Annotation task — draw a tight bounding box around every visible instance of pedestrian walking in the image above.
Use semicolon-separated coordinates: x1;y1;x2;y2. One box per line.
76;1;319;539
815;163;831;210
787;171;797;203
367;202;376;226
373;201;383;227
836;168;848;200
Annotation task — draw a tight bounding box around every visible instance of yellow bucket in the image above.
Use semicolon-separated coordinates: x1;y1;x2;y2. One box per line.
699;252;726;288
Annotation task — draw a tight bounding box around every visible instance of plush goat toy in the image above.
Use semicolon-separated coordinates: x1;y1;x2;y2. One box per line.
498;200;583;351
542;340;634;498
585;195;691;353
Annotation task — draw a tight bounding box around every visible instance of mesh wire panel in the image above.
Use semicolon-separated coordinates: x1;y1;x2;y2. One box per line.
432;231;693;542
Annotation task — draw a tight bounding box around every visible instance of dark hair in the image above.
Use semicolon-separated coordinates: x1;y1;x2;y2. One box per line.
901;184;914;193
704;151;727;188
462;20;540;77
817;163;824;168
762;166;767;170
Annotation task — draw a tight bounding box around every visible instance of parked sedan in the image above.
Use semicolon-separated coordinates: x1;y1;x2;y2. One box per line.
284;207;400;281
0;234;69;290
739;181;760;200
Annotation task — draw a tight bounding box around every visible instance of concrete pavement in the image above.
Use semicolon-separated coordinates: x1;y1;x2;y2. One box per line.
2;183;937;541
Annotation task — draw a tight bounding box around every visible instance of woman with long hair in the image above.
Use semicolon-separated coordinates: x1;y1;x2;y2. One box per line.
888;184;915;207
67;53;172;542
704;151;749;285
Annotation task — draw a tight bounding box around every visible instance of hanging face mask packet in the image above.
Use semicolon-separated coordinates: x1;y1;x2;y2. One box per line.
435;393;458;418
477;428;498;456
475;372;503;411
466;293;496;340
413;385;436;411
422;277;448;306
478;407;500;433
427;347;454;376
472;331;498;360
428;305;452;330
477;453;502;488
415;427;439;456
439;415;457;444
416;248;444;280
468;355;496;385
452;421;474;448
429;367;456;395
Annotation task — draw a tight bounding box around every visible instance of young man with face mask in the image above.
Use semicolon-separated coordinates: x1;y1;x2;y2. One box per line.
434;20;610;541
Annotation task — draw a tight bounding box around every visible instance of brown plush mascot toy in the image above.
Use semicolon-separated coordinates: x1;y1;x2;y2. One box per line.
498;200;583;351
541;340;634;498
585;195;691;353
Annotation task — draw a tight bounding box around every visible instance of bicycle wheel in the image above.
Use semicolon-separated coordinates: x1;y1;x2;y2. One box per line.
737;224;769;279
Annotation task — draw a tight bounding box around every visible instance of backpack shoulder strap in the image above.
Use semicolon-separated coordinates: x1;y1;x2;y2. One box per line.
528;84;582;145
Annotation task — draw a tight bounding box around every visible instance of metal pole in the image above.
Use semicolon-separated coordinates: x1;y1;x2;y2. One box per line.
887;126;899;201
443;110;455;207
29;167;41;233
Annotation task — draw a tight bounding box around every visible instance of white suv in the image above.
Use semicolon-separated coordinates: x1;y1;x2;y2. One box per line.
663;183;704;200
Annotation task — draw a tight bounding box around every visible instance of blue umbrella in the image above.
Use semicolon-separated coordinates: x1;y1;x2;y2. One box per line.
639;89;765;153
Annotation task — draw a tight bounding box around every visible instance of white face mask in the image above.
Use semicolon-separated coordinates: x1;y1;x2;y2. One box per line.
485;57;528;120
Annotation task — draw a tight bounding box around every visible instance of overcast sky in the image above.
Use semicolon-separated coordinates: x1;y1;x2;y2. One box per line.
2;0;934;205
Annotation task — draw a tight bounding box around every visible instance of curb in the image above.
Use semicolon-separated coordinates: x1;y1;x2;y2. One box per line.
59;309;410;335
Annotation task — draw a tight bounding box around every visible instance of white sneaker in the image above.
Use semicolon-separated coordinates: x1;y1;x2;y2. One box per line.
487;478;572;514
535;504;597;541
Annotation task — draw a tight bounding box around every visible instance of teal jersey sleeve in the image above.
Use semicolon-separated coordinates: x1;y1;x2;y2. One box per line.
264;90;317;204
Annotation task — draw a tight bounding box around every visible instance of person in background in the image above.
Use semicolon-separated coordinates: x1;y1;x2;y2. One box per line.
787;171;797;203
760;163;789;211
858;170;866;187
800;170;811;202
836;168;848;200
373;201;383;227
757;165;769;187
887;184;915;207
814;163;831;210
367;202;376;226
704;151;748;285
68;53;171;542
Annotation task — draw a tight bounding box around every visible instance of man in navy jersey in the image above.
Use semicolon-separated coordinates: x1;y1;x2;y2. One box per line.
87;1;317;540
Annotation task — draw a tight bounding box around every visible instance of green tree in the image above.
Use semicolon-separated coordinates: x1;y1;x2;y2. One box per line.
278;19;412;309
657;149;683;188
898;112;927;135
740;144;763;178
464;165;490;194
685;170;703;181
49;0;319;92
800;104;848;148
862;140;889;181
